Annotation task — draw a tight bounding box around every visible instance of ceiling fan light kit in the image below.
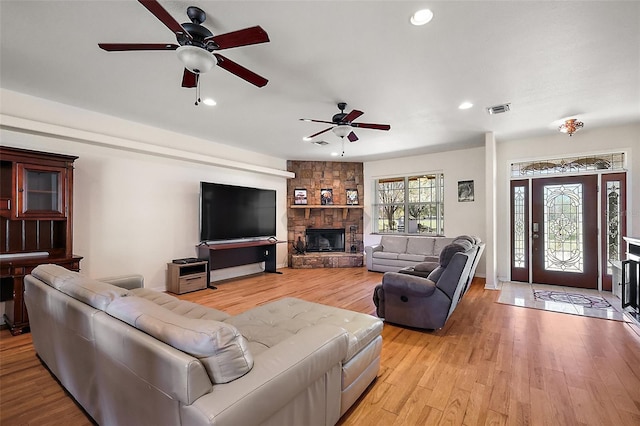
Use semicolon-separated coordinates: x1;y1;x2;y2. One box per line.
333;125;352;138
176;45;217;74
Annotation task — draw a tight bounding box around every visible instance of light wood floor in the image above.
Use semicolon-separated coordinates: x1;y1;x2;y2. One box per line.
2;267;640;425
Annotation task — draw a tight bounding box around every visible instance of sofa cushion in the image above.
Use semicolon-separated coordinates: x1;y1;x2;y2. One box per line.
398;253;428;262
31;264;78;288
225;297;383;363
439;243;467;267
453;235;475;245
372;251;400;260
427;243;468;283
106;296;253;384
380;236;408;254
452;238;473;252
406;237;435;256
32;264;130;311
131;288;230;321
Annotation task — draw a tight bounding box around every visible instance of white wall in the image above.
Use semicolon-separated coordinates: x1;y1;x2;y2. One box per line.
364;145;487;276
495;122;639;282
1;92;291;322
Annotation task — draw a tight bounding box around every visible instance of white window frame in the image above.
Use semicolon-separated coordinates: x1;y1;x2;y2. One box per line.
372;173;445;235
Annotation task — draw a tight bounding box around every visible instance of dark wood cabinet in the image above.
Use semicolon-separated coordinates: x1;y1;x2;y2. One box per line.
0;146;81;335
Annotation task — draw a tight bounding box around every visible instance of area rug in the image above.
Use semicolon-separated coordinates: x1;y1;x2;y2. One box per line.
533;290;612;309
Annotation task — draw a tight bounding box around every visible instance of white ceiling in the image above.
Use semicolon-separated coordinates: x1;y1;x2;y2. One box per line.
1;1;639;162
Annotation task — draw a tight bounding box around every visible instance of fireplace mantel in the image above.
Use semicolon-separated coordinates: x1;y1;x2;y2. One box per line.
290;204;364;220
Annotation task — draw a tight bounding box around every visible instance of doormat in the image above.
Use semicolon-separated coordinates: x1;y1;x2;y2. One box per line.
533;290;612;309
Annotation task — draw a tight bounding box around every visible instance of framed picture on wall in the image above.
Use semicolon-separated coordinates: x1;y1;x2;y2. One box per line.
294;188;308;205
346;189;359;205
320;188;334;205
458;180;474;202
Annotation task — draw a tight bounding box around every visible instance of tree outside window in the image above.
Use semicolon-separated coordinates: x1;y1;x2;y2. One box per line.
374;173;444;235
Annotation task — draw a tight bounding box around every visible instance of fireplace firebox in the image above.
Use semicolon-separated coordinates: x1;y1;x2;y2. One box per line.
306;228;345;252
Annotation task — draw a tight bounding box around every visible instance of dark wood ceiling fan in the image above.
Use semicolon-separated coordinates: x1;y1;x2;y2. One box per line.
98;0;269;89
300;103;391;142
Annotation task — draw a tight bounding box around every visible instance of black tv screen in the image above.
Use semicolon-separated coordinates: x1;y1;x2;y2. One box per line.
200;182;276;242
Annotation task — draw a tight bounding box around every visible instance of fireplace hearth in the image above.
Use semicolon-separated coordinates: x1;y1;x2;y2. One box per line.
306;228;345;252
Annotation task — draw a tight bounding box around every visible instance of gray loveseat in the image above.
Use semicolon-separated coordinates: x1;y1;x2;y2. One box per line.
365;235;470;273
372;239;481;330
24;264;383;426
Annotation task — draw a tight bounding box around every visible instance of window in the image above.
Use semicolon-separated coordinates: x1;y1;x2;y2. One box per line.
373;173;444;235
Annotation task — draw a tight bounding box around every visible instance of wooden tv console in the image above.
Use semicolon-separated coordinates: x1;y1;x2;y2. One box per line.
197;240;283;284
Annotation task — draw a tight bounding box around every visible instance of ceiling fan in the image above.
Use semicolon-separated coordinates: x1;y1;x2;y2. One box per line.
300;102;391;142
98;0;269;93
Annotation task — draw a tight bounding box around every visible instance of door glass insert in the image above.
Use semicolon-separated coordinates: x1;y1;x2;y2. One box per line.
543;183;583;273
606;180;621;275
513;185;526;268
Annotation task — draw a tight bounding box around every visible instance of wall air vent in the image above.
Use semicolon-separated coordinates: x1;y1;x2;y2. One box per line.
486;103;511;114
312;140;330;146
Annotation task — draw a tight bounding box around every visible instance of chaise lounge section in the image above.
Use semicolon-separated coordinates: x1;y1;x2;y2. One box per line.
24;264;383;426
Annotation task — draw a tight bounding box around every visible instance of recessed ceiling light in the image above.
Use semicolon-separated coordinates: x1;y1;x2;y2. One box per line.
411;9;434;26
459;102;473;110
202;98;216;106
331;152;339;157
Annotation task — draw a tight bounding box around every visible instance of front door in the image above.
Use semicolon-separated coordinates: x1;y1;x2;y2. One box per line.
531;175;598;288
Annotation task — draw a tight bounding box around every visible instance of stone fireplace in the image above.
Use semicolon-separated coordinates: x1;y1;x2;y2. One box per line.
287;161;364;268
306;228;345;252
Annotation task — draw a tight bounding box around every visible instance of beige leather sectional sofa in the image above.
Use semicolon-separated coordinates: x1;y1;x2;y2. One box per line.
365;235;457;272
24;264;383;426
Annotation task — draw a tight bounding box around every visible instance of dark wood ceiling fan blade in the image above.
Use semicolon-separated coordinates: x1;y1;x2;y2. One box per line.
307;127;333;139
138;0;192;40
213;54;268;87
347;131;359;142
299;118;335;125
99;43;179;51
351;122;391;131
205;26;269;49
342;109;364;123
181;69;198;88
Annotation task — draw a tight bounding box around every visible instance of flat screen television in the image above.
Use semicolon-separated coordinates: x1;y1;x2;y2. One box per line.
200;182;276;242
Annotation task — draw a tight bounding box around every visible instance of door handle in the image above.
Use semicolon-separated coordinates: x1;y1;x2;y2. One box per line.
532;234;539;239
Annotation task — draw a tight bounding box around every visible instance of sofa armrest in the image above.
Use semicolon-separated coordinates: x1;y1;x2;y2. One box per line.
98;274;144;290
365;244;383;270
182;324;349;425
382;272;438;297
365;244;383;255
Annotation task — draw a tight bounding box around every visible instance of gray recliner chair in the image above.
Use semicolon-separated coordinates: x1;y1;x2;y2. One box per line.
372;242;475;330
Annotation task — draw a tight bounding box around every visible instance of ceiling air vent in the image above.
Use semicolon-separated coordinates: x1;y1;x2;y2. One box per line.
486;103;511;115
312;140;330;146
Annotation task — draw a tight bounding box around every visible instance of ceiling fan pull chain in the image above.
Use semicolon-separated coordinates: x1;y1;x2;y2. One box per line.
195;74;202;106
341;139;345;157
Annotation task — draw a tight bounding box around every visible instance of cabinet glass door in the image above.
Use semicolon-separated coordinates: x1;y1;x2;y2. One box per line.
16;163;66;218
